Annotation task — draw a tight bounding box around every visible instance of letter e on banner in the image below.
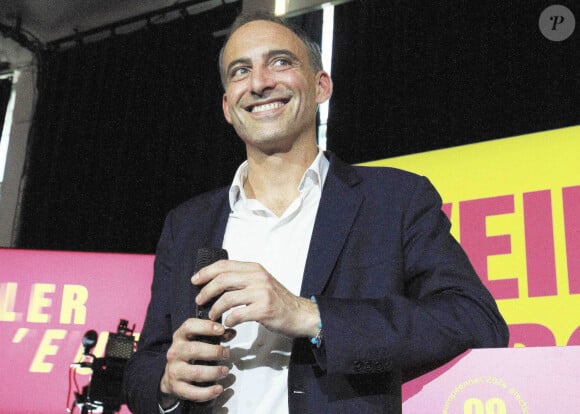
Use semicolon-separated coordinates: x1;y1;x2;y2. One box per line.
30;329;67;373
460;195;518;299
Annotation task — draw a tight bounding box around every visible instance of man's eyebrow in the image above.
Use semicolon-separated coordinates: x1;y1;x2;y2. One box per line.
226;57;252;76
266;49;301;63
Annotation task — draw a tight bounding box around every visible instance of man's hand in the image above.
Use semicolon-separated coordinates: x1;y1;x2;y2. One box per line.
192;259;320;339
159;318;235;408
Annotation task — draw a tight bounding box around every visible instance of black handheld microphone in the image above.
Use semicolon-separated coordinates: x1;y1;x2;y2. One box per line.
191;248;229;403
194;247;228;346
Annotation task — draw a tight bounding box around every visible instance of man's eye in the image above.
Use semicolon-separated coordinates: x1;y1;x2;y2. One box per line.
230;67;249;78
272;58;292;68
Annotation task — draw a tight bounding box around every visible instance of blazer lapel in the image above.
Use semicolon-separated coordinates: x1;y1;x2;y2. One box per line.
182;187;230;272
182;187;231;321
206;188;232;248
300;153;364;297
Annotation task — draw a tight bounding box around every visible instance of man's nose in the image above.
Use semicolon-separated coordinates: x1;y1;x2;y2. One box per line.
250;66;275;95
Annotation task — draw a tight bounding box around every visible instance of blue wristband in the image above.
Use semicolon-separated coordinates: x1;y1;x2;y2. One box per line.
310;296;323;348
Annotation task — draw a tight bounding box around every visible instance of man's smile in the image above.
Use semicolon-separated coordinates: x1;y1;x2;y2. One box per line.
246;98;290;113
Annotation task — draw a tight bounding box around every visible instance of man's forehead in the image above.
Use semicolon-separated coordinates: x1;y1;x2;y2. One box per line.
230;19;295;38
223;20;305;60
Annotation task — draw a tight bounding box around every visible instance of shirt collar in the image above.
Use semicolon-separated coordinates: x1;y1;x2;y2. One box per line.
228;149;329;212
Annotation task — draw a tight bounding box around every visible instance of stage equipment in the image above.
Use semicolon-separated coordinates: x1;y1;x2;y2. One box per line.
68;319;137;414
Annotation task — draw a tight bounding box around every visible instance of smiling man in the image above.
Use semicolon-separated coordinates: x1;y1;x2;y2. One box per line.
220;19;330;160
124;11;509;414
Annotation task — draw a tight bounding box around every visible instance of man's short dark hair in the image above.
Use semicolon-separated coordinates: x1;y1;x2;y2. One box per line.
218;11;324;88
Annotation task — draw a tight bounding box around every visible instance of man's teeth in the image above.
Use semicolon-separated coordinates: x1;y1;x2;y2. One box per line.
251;102;285;113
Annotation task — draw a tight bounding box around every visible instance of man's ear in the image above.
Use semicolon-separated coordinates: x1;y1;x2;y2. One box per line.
315;71;333;104
222;93;232;124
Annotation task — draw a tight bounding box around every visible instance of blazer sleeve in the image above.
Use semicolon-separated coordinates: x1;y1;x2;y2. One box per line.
124;211;180;414
313;175;509;379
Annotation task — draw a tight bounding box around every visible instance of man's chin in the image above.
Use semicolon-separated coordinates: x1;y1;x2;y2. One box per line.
241;133;294;155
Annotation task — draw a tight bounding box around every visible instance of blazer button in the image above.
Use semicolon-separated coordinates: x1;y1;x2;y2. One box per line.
364;361;373;373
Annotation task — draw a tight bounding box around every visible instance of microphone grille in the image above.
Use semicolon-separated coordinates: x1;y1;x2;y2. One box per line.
195;247;228;273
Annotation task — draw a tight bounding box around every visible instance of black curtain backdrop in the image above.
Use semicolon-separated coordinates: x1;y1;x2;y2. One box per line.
0;77;12;139
17;5;245;253
328;0;580;164
16;5;322;254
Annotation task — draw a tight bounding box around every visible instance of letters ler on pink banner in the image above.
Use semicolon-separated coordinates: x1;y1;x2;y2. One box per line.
0;248;154;414
402;346;580;413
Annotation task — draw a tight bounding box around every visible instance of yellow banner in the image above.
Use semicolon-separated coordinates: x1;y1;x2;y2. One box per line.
361;125;580;346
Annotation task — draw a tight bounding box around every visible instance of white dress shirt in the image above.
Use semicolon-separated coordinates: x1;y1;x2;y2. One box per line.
213;150;329;413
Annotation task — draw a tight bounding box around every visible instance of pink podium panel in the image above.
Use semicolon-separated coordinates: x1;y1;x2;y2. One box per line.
403;346;580;413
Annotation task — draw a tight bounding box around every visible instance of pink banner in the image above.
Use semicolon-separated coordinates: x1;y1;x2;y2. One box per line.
0;249;154;414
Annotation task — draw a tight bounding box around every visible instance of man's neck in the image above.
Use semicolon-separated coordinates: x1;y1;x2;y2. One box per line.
244;141;319;216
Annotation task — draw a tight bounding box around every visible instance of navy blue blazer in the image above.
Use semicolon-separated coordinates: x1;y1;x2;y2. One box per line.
125;153;509;414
